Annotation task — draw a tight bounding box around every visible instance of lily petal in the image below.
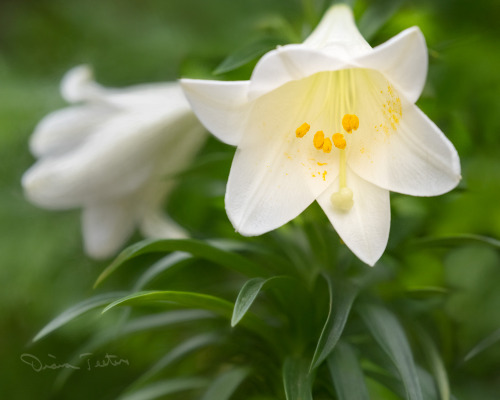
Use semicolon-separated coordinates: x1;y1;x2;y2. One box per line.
101;82;193;112
61;65;102;103
63;65;192;112
225;76;341;235
23;110;187;208
181;79;250;146
248;46;350;100
140;211;187;240
225;145;318;236
82;200;138;259
30;105;112;157
303;4;371;54
358;27;428;103
349;99;461;196
317;169;390;266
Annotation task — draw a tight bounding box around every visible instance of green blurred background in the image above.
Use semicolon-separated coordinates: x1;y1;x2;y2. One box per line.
1;0;500;398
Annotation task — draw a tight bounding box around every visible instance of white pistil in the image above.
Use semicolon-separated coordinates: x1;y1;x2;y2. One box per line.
331;148;354;211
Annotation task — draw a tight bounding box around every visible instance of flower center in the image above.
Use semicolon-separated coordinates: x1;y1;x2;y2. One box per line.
296;113;360;212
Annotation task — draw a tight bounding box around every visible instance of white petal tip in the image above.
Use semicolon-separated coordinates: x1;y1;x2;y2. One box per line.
328;3;353;13
83;242;117;260
140;213;189;240
347;243;384;267
21;168;49;208
61;65;94;103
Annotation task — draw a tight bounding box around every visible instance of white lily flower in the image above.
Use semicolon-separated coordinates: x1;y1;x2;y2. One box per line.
181;5;461;266
23;65;206;259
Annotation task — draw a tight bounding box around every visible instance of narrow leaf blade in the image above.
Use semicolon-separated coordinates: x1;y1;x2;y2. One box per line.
214;37;283;75
359;305;423;400
134;252;193;291
33;291;128;342
102;291;234;319
95;239;268;287
231;276;293;327
130;332;222;390
310;277;358;369
101;290;272;341
201;367;249;400
283;357;313;400
328;341;370;400
358;0;406;41
232;278;266;327
462;327;500;364
415;327;450;400
118;378;208;400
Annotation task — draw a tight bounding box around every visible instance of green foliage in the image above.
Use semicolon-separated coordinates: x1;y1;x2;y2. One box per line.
283;357;313;400
328;342;370;400
359;305;423;400
310;276;358;369
118;378;208;400
200;367;250;400
95;238;272;287
33;292;129;342
214;37;286;75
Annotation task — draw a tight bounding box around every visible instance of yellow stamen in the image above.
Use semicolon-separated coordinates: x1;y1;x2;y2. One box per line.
322;137;332;153
342;114;359;133
313;131;324;149
296;122;310;138
332;133;346;150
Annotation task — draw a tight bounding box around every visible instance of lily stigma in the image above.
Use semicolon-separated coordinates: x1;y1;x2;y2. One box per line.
181;5;461;265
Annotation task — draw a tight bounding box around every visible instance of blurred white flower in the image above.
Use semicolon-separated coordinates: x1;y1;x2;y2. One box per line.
181;5;461;265
23;65;206;259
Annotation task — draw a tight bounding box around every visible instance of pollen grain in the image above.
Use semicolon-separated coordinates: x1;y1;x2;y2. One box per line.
295;122;310;138
322;138;332;153
313;131;325;149
332;133;346;150
342;114;359;133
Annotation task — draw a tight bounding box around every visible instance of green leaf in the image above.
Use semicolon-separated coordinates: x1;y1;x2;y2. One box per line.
134;252;193;291
32;291;128;342
201;367;250;400
366;366;441;400
414;234;500;250
103;291;234;317
359;305;423;400
231;276;293;327
214;37;283;75
232;278;266;327
415;327;450;400
328;341;370;400
102;290;273;341
358;0;406;41
283;357;313;400
95;238;270;287
54;310;214;389
462;327;500;364
310;276;358;370
130;332;222;389
365;370;406;399
118;378;208;400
